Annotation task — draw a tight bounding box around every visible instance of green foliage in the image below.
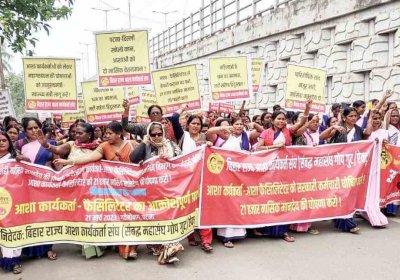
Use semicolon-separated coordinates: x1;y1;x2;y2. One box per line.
0;0;74;54
5;72;24;120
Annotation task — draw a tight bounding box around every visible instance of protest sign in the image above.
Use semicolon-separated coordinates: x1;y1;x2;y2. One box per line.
95;30;151;87
285;64;327;113
127;86;140;105
251;58;264;94
200;142;374;227
23;57;77;112
0;90;15;121
152;65;201;114
209;56;251;102
0;149;203;248
208;102;233;114
380;143;400;206
61;97;86;129
82;80;124;124
135;89;157;124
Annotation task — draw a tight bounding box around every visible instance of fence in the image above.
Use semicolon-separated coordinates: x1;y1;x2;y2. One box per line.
149;0;295;59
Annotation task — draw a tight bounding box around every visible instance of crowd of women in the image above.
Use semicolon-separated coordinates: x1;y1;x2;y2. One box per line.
0;89;398;274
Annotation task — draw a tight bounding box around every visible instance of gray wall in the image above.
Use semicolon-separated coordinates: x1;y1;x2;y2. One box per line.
151;0;400;114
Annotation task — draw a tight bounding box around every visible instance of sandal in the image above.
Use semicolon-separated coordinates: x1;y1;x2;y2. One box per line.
282;233;295;242
307;228;320;235
201;243;213;252
188;240;199;246
12;264;22;274
47;250;57;260
223;241;234;248
128;249;138;259
253;229;263;237
350;227;360;234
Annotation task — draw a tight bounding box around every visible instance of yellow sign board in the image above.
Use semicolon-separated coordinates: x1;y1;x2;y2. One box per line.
95;30;151;87
61;97;86;129
286;64;327;113
209;56;251;102
251;58;264;94
127;86;140;105
82;80;124;124
23;57;78;112
135;89;157;124
152;65;201;114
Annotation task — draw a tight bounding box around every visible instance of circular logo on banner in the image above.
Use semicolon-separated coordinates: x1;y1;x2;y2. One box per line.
100;77;110;86
381;146;392;169
213;93;220;100
207;153;225;174
0;187;12;220
87;115;95;122
28;101;37;109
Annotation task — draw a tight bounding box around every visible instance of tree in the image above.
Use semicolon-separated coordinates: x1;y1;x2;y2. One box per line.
5;72;25;120
1;46;11;73
0;0;74;53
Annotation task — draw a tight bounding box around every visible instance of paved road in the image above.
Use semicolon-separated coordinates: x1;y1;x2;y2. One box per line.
2;217;400;280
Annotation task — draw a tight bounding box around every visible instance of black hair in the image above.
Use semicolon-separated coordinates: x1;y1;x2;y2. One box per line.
215;118;231;127
78;123;95;141
0;131;17;158
186;115;203;131
147;105;163;116
343;107;357;117
107;121;124;139
3;116;18;128
331;103;341;111
74;119;86;124
148;122;164;136
271;110;286;121
22;117;41;131
252;115;260;122
5;124;20;134
352;100;365;108
273;104;281;111
327;116;337;127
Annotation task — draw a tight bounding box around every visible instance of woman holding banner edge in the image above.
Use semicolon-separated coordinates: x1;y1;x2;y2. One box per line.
0;132;23;274
254;100;312;242
14;117;60;261
171;105;215;252
53;121;140;260
205;116;262;248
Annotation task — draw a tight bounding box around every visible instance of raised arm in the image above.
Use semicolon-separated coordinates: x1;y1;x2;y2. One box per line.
374;90;394;112
37;129;71;156
121;99;146;136
290;100;312;135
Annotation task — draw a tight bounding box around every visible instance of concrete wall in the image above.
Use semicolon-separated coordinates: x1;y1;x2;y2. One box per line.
152;0;400;114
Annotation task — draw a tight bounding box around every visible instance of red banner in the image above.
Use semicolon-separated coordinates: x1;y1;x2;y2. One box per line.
0;149;203;248
200;142;375;227
380;144;400;207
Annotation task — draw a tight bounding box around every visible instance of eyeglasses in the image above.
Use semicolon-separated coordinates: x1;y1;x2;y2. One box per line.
150;111;161;116
149;133;163;137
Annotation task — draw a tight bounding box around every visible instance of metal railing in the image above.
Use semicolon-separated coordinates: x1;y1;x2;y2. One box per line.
149;0;294;59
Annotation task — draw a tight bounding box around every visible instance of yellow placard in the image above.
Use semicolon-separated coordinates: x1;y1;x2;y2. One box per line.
286;64;327;113
0;211;198;248
135;89;157;124
95;30;151;87
82;80;124;124
209;56;251;102
127;86;140;105
61;97;86;129
23;57;78;112
252;58;264;94
152;65;201;114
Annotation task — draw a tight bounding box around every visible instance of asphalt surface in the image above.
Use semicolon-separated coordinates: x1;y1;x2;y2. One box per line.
2;217;400;280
